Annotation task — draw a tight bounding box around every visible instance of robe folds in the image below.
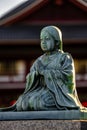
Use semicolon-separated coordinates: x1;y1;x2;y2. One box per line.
16;50;83;111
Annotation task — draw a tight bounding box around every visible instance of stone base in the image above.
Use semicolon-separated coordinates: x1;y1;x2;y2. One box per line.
0;110;81;120
0;111;87;130
0;110;87;120
0;120;87;130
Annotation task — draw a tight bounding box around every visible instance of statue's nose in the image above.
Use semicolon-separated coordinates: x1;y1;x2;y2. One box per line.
42;39;46;44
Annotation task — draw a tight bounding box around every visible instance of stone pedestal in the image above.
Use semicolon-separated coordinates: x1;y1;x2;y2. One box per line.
0;110;87;120
0;110;81;120
0;120;87;130
0;110;87;130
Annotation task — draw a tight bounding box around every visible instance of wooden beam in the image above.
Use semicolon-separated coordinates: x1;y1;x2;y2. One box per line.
70;0;87;12
0;0;49;26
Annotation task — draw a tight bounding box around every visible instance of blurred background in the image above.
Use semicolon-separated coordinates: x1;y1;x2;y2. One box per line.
0;0;87;107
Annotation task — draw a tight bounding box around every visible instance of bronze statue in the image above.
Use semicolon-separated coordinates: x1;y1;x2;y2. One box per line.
0;26;84;111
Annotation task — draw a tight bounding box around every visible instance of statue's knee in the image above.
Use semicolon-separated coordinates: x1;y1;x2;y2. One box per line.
22;100;28;111
16;96;23;111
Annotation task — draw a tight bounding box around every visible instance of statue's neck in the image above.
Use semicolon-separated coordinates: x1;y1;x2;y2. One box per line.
45;49;58;56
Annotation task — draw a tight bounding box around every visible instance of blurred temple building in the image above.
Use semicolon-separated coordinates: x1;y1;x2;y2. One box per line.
0;0;87;107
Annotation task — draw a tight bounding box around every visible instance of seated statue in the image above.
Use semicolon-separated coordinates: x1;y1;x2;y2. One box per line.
0;26;84;111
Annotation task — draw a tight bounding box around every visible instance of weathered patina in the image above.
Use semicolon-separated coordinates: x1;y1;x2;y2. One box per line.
0;26;85;111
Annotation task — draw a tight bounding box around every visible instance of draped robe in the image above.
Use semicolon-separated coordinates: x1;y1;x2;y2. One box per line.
16;50;83;111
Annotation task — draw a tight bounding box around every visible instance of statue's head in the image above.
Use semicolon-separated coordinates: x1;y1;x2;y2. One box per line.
40;26;62;52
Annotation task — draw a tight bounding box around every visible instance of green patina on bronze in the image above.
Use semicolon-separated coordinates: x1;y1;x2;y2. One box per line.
0;26;87;119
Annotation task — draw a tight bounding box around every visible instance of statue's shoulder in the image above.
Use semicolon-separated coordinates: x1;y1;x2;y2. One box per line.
30;55;44;71
36;54;44;62
32;54;44;65
57;50;67;58
65;52;73;60
60;51;73;59
58;50;73;63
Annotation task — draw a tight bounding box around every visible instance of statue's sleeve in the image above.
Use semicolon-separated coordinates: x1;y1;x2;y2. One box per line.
54;53;75;88
42;53;74;78
57;53;75;79
24;60;39;93
43;54;80;108
43;53;75;93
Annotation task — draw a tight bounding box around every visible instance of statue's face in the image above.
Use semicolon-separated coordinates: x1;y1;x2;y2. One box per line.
40;30;55;52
